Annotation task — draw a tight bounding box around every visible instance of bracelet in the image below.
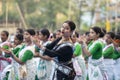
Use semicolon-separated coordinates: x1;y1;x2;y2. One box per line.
82;42;87;48
41;47;46;51
82;44;87;49
11;54;14;58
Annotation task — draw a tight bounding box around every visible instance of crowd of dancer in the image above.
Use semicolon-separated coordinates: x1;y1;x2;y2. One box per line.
0;20;120;80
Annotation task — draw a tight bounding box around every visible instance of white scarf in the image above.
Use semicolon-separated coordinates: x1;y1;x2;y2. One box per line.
103;43;113;52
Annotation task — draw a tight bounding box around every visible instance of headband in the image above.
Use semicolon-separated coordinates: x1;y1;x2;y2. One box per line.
113;39;120;44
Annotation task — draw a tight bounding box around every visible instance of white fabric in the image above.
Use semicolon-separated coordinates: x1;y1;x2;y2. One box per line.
18;45;36;80
114;58;120;80
8;59;20;80
116;57;120;63
76;56;86;80
88;63;103;80
46;61;55;80
8;45;22;80
0;41;10;47
72;58;82;76
37;41;54;80
0;58;10;80
88;57;104;80
103;44;113;52
0;65;12;80
103;59;115;80
98;38;106;45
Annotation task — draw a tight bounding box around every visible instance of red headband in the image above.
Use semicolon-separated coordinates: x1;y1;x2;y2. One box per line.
113;39;120;44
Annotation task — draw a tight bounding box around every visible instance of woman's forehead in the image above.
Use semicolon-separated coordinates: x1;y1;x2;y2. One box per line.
24;31;30;35
62;23;69;28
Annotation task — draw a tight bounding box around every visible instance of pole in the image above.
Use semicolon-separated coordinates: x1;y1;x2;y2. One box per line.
79;0;82;28
16;3;27;29
106;0;111;32
115;0;118;33
6;1;8;29
106;0;109;23
68;0;72;20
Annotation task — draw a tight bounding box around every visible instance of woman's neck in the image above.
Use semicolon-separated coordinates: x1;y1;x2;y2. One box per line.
93;37;98;41
58;37;72;45
2;40;7;43
107;42;112;45
26;41;33;46
41;39;48;45
62;37;70;41
42;39;48;43
14;43;21;47
62;37;73;43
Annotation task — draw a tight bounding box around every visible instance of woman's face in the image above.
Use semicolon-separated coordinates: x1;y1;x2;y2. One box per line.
86;34;91;41
39;32;45;41
89;29;97;40
104;34;112;44
71;33;77;43
0;32;8;42
24;31;31;42
49;34;55;41
14;36;20;45
61;23;71;38
113;42;120;47
113;40;120;47
56;31;62;38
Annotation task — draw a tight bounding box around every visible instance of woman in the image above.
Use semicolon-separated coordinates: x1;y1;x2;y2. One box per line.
113;34;120;80
38;20;76;80
5;29;36;80
49;33;56;42
71;31;86;80
98;28;106;49
103;32;115;80
34;28;53;80
78;26;106;80
8;33;23;80
55;29;62;39
83;32;92;46
0;30;12;80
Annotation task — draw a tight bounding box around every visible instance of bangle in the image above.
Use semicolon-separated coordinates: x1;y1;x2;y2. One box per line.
41;47;46;51
82;42;87;48
11;54;14;58
82;44;86;48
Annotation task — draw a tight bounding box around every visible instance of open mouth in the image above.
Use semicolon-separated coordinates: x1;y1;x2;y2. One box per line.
62;31;64;34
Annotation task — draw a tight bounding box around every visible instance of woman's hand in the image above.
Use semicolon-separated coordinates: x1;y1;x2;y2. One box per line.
77;35;86;44
38;53;53;61
31;36;42;48
0;47;12;54
117;47;120;52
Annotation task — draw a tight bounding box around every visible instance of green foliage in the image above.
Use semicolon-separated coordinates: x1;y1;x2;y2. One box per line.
0;13;5;21
24;0;71;29
26;15;43;28
0;0;81;31
0;0;20;22
16;0;38;14
8;11;20;22
34;0;70;29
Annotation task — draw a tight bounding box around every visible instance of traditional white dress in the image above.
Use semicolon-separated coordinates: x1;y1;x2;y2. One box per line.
88;40;107;80
113;47;120;80
0;41;11;80
37;41;54;80
8;45;22;80
103;44;115;80
73;42;86;80
18;45;36;80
